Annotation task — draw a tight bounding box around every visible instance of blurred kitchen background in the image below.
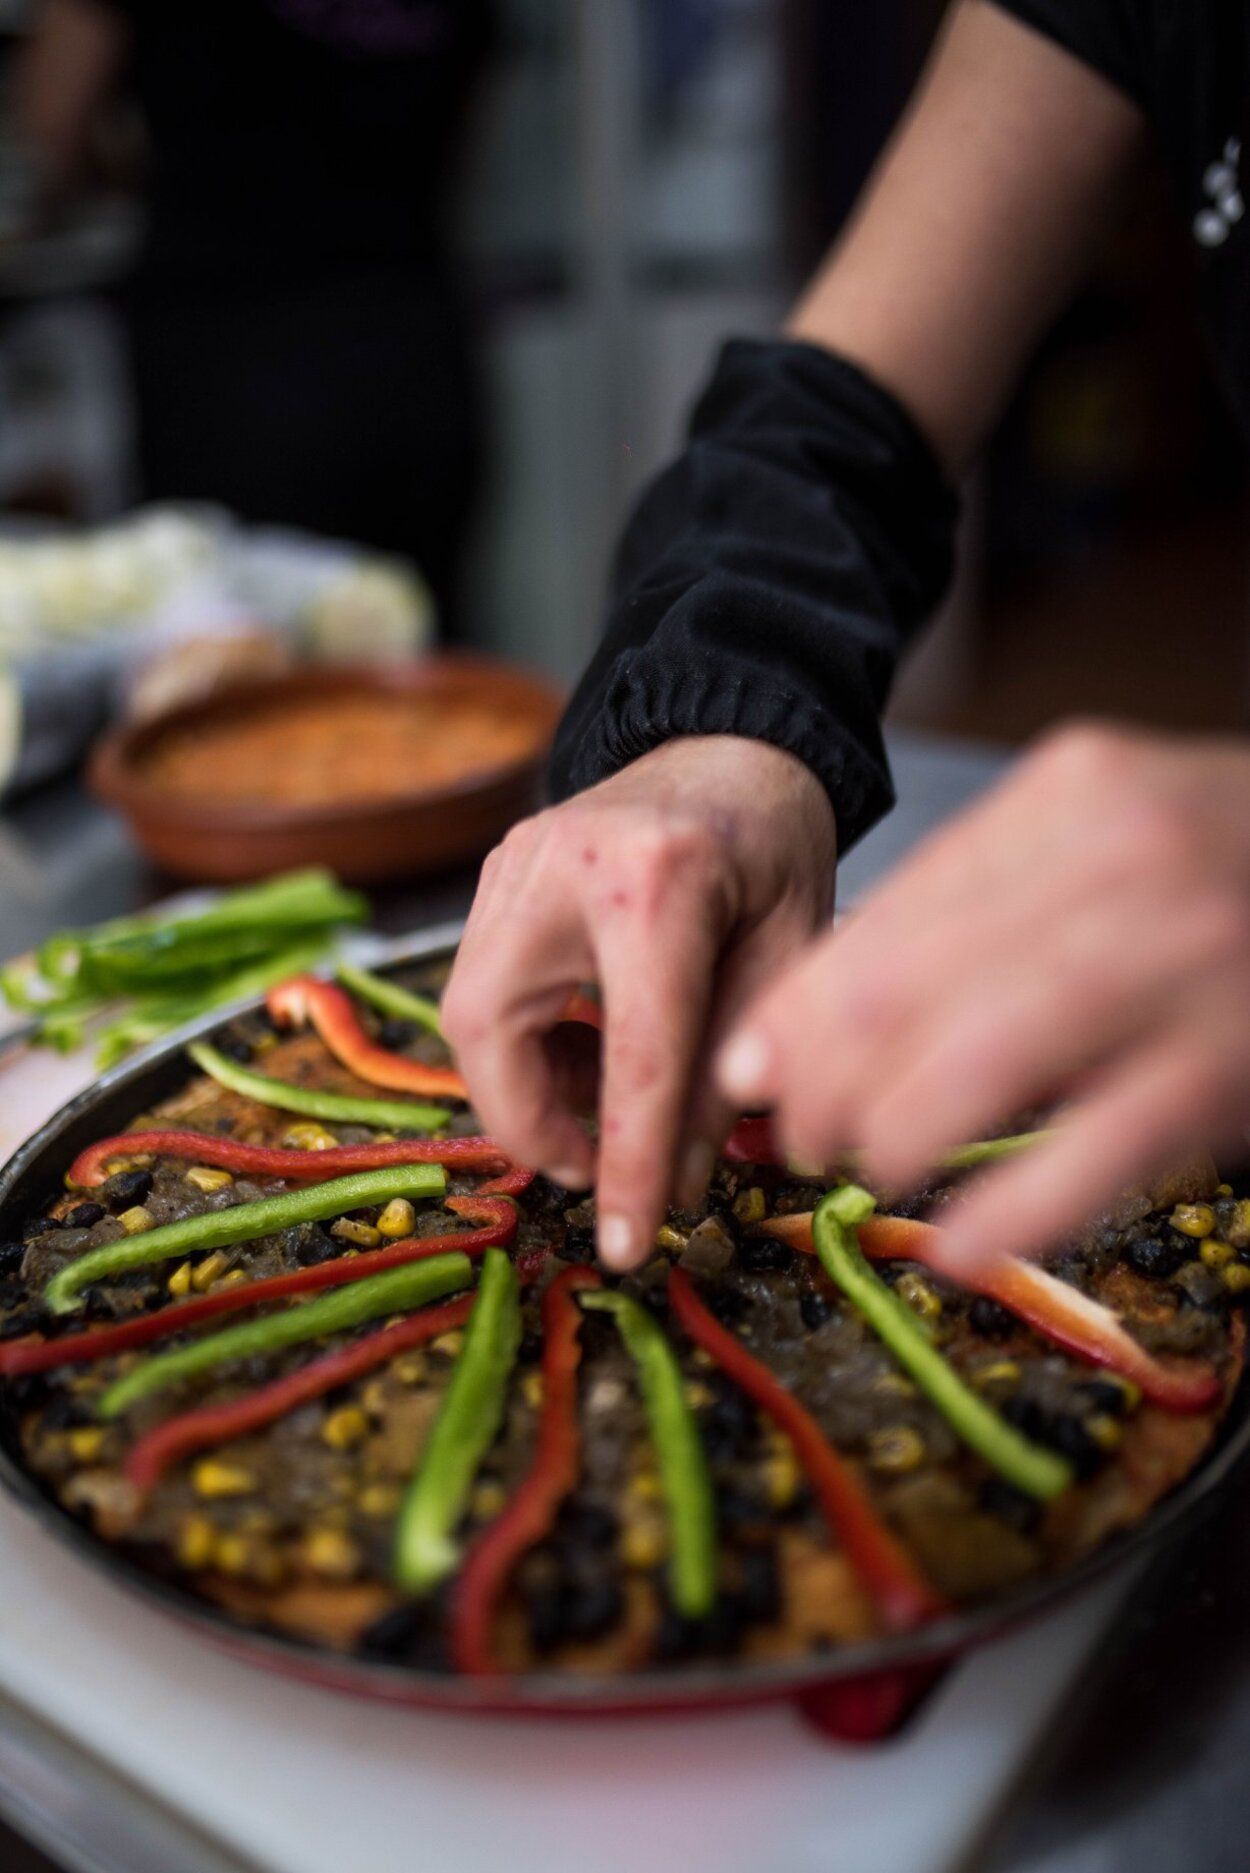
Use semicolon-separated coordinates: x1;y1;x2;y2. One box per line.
0;0;1247;776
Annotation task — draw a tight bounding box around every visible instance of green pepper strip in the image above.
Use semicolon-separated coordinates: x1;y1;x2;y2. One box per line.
188;1041;451;1134
393;1248;522;1593
813;1186;1072;1501
44;1163;448;1316
337;962;444;1039
98;1251;470;1419
938;1130;1049;1170
580;1289;718;1618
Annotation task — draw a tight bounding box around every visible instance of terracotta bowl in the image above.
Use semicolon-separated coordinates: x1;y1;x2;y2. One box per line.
89;655;565;884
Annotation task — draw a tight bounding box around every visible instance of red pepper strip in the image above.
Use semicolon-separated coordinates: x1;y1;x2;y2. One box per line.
0;1198;517;1380
267;976;469;1100
452;1264;602;1674
668;1266;945;1632
758;1212;1223;1414
124;1294;476;1492
722;1114;781;1166
477;1167;536;1199
124;1243;554;1494
68;1129;508;1190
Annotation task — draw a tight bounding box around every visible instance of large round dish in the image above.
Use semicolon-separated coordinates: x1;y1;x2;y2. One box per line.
89;657;565;885
1;932;1248;1736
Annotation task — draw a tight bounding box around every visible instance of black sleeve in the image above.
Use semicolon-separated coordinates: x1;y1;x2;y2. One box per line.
547;338;958;854
989;0;1150;108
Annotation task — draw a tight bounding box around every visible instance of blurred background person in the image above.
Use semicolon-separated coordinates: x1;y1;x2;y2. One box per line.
13;0;494;627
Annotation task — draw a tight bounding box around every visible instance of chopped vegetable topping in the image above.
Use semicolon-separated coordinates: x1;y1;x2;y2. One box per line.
394;1248;523;1593
668;1266;945;1632
453;1265;602;1673
336;962;445;1039
580;1288;717;1620
98;1251;472;1418
812;1187;1073;1501
268;976;467;1100
188;1041;451;1134
44;1164;449;1314
69;1128;507;1190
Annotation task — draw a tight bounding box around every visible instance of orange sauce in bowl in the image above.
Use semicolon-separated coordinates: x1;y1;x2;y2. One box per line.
139;692;542;808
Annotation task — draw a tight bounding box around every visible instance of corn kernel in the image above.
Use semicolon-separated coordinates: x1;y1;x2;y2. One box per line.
185;1166;234;1193
472;1480;508;1519
621;1519;667;1571
865;1425;925;1475
733;1186;767;1225
118;1206;154;1236
1218;1183;1234;1197
1085;1413;1123;1453
871;1371;918;1399
971;1359;1020;1394
282;1122;337;1151
372;1133;397;1144
303;1526;361;1579
212;1532;252;1575
628;1470;662;1503
393;1351;427;1385
193;1458;255;1498
376;1198;416;1239
361;1378;391;1418
322;1405;369;1450
655;1224;687;1253
331;1218;382;1249
763;1444;802;1509
177;1514;217;1569
896;1271;942;1322
358;1482;401;1517
167;1260;193;1297
67;1426;105;1463
685;1380;714;1409
1222;1261;1250;1294
1200;1237;1236;1271
104;1154;154;1176
521;1370;544;1409
432;1329;465;1360
690;1346;715;1370
218;1269;250;1290
191;1250;231;1293
1172;1203;1216;1239
1228;1200;1250;1248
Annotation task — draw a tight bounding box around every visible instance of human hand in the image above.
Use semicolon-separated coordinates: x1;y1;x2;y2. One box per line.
442;736;836;1269
717;724;1250;1272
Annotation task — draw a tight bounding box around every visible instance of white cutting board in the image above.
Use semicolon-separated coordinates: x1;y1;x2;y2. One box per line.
0;997;1139;1873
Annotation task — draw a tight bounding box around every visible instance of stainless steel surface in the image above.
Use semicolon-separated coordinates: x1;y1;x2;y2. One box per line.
0;730;1235;1873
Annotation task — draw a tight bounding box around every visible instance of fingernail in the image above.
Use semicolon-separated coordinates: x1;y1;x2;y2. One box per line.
716;1030;772;1101
677;1140;715;1208
597;1211;636;1269
550;1163;591;1192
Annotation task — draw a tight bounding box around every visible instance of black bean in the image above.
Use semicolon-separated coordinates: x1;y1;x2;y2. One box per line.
39;1390;92;1429
378;1017;417;1052
22;1215;62;1240
737;1545;781;1623
65;1203;106;1231
701;1596;745;1657
718;1485;767;1535
556;1499;618;1552
799;1289;834;1331
104;1169;153;1211
706;1285;750;1327
517;1330;543;1366
295;1227;343;1267
978;1476;1043;1534
1124;1234;1184;1279
1000;1395;1048;1443
1044;1414;1105;1480
968;1296;1015;1340
0;1276;25;1310
0;1306;44;1342
560;1225;597;1266
359;1603;445;1668
654;1605;700;1662
736;1236;790;1275
0;1243;24;1274
525;1579;570;1653
1077;1377;1132;1417
565;1577;624;1643
218;1034;255;1064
